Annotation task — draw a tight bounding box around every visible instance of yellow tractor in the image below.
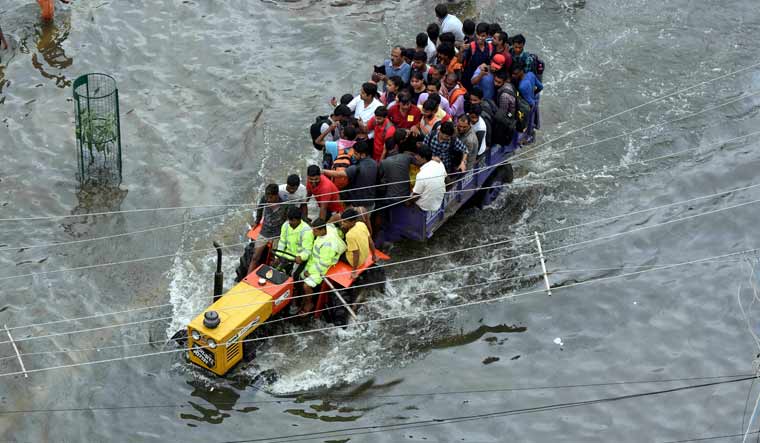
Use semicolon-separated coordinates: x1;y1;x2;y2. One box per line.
172;226;387;376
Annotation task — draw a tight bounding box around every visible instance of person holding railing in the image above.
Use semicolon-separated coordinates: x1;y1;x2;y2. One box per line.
409;145;446;212
249;184;287;274
511;60;543;145
423;120;468;174
455;115;479;171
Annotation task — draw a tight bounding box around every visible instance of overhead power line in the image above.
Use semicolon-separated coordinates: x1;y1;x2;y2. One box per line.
221;376;757;443
1;60;758;223
4;126;759;255
0;373;750;415
0;245;756;378
4;189;759;347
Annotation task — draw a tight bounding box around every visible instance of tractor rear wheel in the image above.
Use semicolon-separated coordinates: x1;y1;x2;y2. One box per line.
476;164;514;207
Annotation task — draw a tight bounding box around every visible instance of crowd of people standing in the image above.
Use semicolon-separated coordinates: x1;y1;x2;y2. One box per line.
306;3;545;216
248;4;547;299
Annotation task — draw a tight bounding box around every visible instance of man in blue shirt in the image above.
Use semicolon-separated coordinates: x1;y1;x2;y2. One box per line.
511;61;543;107
471;51;507;102
512;61;543;144
380;46;411;85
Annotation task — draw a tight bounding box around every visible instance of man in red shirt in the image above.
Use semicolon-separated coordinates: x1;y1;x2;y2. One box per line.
388;92;422;134
492;31;513;71
365;106;396;162
306;165;344;220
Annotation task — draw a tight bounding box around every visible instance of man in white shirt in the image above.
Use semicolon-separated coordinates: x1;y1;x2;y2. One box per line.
347;82;383;130
416;32;437;66
410;145;446;212
279;174;308;219
425;23;441;64
318;105;352;144
435;4;464;43
468;103;489;156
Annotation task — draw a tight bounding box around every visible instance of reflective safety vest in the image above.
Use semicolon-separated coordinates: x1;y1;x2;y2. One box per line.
306;224;346;279
276;220;314;262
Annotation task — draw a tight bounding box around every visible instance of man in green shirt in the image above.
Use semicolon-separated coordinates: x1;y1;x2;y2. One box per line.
300;218;346;313
274;207;314;277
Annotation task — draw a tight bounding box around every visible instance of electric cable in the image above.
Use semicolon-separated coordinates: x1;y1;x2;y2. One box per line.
0;373;750;415
0;270;544;359
0;193;439;253
450;129;760;193
508;89;760;166
5;190;759;346
1;61;758;223
492;62;760;170
660;431;760;443
0;196;415;282
221;376;756;443
0;245;757;378
0;92;756;281
4;178;759;335
1;167;756;289
2;257;746;361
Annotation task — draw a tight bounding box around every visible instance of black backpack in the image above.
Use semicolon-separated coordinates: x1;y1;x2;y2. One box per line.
514;92;532;133
527;53;545;80
482;99;514;146
309;115;330;150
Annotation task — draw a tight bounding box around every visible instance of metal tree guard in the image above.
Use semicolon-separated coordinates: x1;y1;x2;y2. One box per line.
73;73;122;186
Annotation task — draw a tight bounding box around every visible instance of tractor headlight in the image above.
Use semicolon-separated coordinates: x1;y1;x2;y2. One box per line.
207;338;217;349
191;330;200;341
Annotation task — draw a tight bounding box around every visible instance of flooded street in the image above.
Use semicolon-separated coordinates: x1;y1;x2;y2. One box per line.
2;0;760;441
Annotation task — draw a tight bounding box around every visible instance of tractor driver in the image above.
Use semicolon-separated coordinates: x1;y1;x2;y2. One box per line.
299;218;345;314
249;184;287;274
274;206;314;278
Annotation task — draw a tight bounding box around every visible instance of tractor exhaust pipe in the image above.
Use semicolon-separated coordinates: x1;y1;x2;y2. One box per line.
213;241;224;302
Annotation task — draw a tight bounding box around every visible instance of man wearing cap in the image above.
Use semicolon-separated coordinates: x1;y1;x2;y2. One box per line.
493;32;513;71
471;54;506;101
300;218;346;313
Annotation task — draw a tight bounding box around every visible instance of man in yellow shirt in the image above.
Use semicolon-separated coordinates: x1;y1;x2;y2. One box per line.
339;208;377;279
